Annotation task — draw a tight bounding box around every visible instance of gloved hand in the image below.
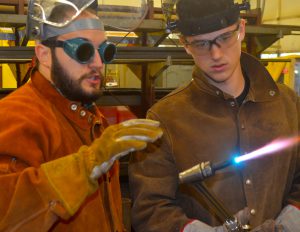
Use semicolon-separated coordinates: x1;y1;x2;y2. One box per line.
250;219;283;232
183;208;250;232
183;220;224;232
88;118;163;179
275;205;300;232
40;118;163;217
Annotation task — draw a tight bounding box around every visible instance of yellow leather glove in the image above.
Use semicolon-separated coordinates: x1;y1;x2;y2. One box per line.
40;118;163;217
89;118;163;179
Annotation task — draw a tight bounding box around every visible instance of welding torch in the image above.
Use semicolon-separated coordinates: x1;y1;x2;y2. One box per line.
178;137;300;231
179;159;250;231
179;159;233;184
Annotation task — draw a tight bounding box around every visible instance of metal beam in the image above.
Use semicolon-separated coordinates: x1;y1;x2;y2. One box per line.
0;46;193;63
246;24;294;36
0;46;34;62
0;88;166;107
0;22;299;63
2;13;299;34
114;47;192;63
0;14;165;31
0;13;26;27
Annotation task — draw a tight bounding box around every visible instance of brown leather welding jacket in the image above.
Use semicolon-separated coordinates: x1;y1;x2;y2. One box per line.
129;52;300;231
0;71;124;231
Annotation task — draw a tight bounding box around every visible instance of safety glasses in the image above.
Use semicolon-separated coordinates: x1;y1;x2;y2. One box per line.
183;24;240;56
42;37;116;64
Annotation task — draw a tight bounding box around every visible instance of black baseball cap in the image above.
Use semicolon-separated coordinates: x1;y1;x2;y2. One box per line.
176;0;241;36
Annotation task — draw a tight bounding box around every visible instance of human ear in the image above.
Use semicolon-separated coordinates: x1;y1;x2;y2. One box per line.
35;43;52;68
179;36;192;55
239;19;246;41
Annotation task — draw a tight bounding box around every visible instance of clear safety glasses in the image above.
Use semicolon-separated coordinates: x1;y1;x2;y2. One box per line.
42;38;116;64
183;24;241;56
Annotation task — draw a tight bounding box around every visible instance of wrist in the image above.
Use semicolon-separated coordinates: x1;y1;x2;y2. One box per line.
41;150;98;216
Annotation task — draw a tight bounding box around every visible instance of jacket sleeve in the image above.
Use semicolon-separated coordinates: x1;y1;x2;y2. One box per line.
0;101;91;231
128;111;191;232
285;96;300;208
272;95;300;231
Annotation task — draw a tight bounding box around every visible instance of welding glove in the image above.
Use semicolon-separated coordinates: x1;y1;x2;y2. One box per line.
41;119;163;217
250;219;283;232
89;118;163;179
183;220;224;232
275;205;300;232
183;207;249;232
250;205;300;232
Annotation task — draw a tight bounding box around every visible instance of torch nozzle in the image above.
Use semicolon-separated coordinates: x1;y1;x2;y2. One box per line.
179;159;234;184
212;159;233;171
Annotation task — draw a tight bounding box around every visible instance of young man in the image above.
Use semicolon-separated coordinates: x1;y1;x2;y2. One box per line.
0;1;162;231
129;0;300;231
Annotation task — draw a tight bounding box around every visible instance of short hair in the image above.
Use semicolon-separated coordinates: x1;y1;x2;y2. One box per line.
48;4;97;23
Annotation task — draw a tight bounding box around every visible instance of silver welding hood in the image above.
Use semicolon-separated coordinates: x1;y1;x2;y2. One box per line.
27;0;149;40
97;0;148;31
26;0;101;40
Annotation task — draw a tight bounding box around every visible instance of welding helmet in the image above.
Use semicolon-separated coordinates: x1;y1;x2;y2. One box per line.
27;0;116;63
175;0;249;36
26;0;102;40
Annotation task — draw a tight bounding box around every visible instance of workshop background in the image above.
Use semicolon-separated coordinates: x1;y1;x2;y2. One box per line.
0;1;299;230
0;0;299;115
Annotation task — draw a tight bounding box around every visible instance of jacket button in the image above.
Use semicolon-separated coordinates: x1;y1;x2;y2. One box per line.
49;200;56;208
230;101;235;107
70;104;78;111
269;90;276;96
250;209;256;215
245;179;251;185
80;110;86;117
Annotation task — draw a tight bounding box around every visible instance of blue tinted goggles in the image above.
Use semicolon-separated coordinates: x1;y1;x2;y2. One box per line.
42;38;116;64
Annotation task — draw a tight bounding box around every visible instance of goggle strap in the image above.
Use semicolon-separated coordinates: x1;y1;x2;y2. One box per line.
41;40;64;48
43;18;104;40
41;38;116;64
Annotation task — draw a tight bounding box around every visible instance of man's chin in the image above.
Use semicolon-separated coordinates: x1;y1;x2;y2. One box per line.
87;87;103;97
83;90;103;102
66;89;102;103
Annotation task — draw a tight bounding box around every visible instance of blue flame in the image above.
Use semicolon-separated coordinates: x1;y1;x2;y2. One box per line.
233;156;241;164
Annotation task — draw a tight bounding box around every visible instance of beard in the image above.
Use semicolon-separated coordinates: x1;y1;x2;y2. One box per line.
50;51;103;104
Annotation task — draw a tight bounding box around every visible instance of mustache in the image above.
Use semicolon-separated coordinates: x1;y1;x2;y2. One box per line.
79;70;103;81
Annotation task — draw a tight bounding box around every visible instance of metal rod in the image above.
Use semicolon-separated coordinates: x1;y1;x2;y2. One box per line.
194;182;233;221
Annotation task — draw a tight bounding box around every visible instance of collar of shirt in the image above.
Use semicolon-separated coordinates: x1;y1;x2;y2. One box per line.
192;52;279;103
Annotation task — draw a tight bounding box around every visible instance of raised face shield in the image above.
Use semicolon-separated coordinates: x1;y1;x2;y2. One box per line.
98;0;148;31
27;0;148;39
27;0;97;40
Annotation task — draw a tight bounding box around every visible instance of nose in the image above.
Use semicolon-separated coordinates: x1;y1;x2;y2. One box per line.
209;43;223;60
88;49;104;69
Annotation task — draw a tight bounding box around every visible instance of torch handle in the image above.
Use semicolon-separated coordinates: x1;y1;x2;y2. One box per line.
194;182;233;220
